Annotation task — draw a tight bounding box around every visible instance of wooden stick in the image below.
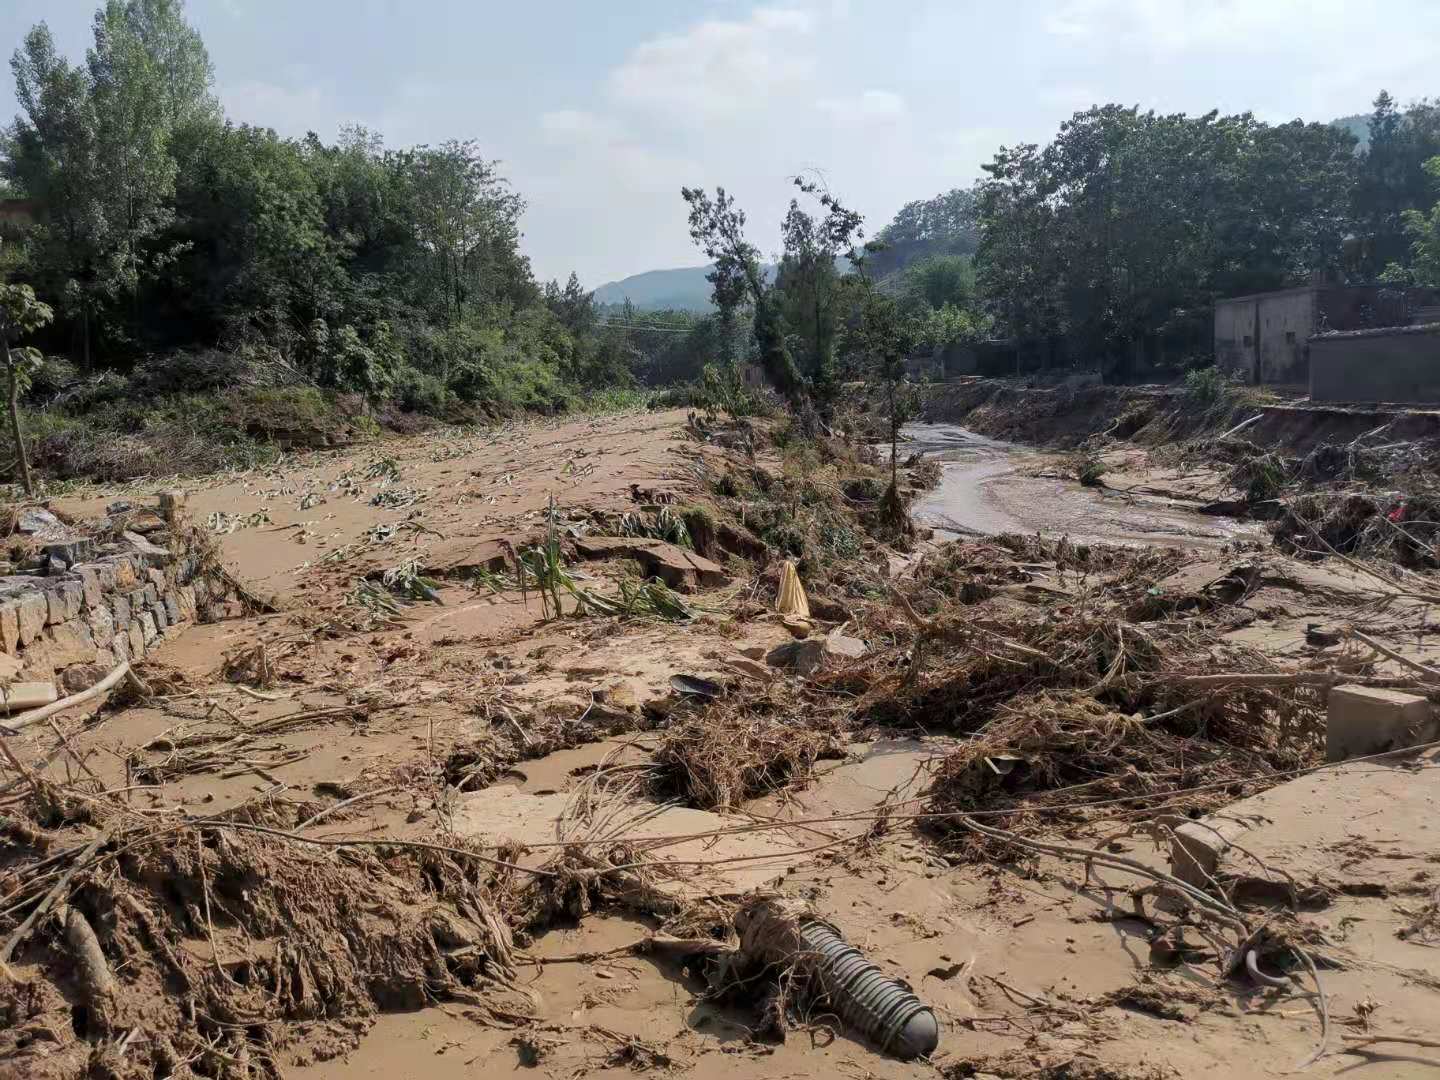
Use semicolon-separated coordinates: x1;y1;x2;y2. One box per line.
1348;628;1440;683
0;834;105;963
5;661;133;732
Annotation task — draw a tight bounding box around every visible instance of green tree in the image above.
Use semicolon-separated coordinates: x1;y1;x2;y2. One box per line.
118;0;217;127
1402;157;1440;285
406;140;524;326
900;253;976;312
6;23;110;365
0;283;55;496
851;289;918;515
1352;92;1440;278
774;175;866;404
977;106;1356;375
682;185;802;400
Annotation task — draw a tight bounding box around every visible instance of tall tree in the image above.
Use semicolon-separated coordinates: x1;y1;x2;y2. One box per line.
6;24;109;364
406;140;524;325
774;175;865;404
119;0;217;127
682;185;801;400
1353;92;1440;278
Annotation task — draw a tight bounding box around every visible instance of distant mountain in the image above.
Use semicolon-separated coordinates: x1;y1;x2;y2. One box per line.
593;264;775;313
593;265;717;312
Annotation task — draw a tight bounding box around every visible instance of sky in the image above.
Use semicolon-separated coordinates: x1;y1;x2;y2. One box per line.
2;1;1439;288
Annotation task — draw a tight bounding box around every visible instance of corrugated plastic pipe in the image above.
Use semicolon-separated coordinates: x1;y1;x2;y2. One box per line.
797;918;939;1060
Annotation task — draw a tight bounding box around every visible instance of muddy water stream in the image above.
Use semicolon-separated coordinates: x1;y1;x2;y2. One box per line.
904;422;1262;548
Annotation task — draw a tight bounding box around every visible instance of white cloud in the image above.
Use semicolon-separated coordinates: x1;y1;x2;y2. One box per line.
819;89;906;121
1044;0;1348;52
609;7;817;119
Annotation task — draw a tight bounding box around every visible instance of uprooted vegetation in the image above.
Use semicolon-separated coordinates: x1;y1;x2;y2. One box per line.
0;798;531;1080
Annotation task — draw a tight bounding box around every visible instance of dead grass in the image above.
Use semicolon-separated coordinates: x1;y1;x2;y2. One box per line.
0;800;528;1080
652;711;840;811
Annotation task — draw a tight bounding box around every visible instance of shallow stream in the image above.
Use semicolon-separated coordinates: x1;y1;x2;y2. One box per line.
903;422;1263;549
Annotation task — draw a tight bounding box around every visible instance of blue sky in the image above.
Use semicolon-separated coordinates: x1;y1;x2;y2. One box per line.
3;1;1439;287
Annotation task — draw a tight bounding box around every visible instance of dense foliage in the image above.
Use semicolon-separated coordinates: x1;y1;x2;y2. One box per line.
972;94;1440;376
0;0;714;430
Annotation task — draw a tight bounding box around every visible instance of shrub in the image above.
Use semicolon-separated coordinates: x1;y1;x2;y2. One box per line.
1183;366;1229;406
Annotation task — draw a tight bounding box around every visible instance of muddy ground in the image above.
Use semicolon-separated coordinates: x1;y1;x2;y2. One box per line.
4;397;1440;1079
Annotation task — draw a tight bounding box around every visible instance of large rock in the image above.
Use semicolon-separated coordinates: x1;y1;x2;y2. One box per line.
573;536;727;593
122;530;173;567
0;601;18;654
766;631;868;676
16;508;68;539
15;592;47;646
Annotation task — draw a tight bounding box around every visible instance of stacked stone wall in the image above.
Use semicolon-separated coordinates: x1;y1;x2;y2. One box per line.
0;492;243;700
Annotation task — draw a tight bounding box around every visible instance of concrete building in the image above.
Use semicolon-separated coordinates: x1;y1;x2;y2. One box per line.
1214;287;1320;385
1310;324;1440;403
1215;284;1440;386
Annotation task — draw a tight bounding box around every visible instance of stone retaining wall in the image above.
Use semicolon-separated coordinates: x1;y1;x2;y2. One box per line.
0;492;244;697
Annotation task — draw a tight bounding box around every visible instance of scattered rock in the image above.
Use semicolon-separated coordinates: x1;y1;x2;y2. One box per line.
17;508;68;538
43;538;96;570
824;630;867;661
780;616;812;639
573;536;726;593
122;530;173;566
767;631;868;675
61;663;109;695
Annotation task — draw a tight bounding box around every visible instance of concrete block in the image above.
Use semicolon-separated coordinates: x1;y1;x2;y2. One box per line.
0;681;58;712
70;566;102;610
1169;817;1258;887
128;620;145;659
0;602;18;654
16;592;48;646
1327;685;1438;762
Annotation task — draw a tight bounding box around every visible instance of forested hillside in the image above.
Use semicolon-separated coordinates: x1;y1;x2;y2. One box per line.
3;1;1440;487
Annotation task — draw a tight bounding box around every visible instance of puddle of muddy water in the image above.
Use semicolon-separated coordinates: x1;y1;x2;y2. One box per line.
903;421;1264;549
